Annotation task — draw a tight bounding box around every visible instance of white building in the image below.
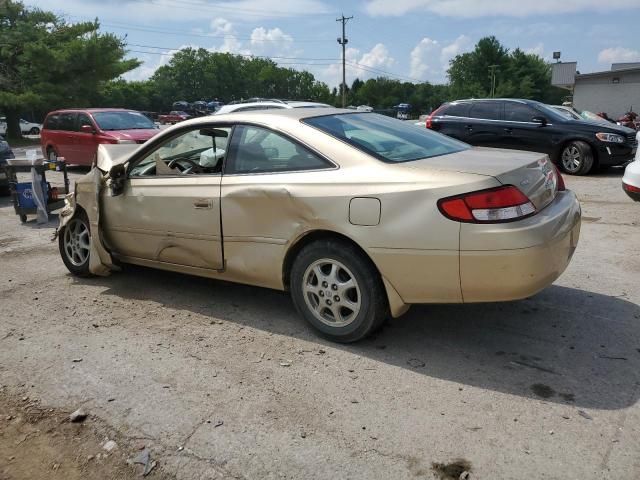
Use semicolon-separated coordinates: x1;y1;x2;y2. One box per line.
551;62;640;118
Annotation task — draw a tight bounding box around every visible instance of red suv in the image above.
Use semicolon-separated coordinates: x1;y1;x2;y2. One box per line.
41;109;160;165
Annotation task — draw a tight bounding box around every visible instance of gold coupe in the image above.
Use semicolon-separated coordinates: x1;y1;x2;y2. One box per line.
57;108;581;342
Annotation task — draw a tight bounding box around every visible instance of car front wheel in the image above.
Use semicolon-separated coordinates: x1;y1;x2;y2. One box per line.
560;140;594;175
29;127;40;135
59;213;93;277
290;240;388;343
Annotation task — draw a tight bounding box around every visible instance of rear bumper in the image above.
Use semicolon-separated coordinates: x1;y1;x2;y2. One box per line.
459;190;581;302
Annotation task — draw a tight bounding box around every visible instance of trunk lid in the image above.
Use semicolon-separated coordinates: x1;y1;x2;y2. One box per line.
405;146;558;210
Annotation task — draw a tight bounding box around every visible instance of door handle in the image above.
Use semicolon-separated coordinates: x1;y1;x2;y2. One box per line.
193;199;212;209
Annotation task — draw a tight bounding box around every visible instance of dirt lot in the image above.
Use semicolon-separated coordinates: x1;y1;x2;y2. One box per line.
0;165;639;479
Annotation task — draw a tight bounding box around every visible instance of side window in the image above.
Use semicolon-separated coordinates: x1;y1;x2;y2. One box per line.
58;113;77;131
77;114;94;131
129;126;231;177
44;114;60;130
442;103;470;117
226;125;330;174
468;102;502;120
504;103;539;122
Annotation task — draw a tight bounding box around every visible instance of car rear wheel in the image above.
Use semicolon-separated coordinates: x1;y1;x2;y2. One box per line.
59;212;93;277
560;141;594;175
29;127;40;135
290;240;388;343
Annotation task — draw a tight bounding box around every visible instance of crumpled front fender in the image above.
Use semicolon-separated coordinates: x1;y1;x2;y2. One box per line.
54;167;118;276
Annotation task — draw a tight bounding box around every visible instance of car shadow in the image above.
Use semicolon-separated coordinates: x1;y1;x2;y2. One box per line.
76;265;640;411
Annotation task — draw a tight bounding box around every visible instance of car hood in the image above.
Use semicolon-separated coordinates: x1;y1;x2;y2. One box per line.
564;119;635;135
96;144;140;172
101;129;159;141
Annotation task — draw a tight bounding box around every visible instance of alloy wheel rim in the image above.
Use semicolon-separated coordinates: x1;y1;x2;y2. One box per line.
63;218;90;266
302;258;361;328
561;145;581;173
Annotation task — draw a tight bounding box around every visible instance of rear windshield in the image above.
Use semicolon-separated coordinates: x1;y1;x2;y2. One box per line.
303;113;469;163
92;111;155;131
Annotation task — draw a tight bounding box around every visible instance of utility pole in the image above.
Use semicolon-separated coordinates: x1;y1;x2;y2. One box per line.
336;14;353;108
488;64;499;98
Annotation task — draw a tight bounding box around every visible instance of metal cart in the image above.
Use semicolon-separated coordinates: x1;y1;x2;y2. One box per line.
2;159;69;223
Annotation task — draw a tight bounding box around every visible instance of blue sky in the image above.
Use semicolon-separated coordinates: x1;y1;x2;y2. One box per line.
28;0;640;87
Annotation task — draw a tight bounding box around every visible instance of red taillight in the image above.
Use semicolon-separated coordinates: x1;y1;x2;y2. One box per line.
438;185;536;223
553;165;566;191
623;181;640;193
426;105;444;129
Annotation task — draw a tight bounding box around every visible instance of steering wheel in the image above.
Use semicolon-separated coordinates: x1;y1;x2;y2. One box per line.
167;157;204;173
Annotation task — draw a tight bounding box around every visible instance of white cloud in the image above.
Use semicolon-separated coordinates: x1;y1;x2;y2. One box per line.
320;43;395;87
409;35;472;81
364;0;633;18
249;27;294;55
410;38;439;79
598;47;640;65
525;43;545;57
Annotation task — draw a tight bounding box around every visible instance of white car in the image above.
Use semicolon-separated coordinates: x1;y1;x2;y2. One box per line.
215;99;331;115
0;117;42;135
622;131;640;201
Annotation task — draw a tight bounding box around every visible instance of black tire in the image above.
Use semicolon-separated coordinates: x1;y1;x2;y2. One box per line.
29;127;40;135
19;214;27;223
559;140;594;175
47;147;58;162
58;211;93;277
290;239;389;343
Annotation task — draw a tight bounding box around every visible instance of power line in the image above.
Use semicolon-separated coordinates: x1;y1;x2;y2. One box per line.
65;16;334;43
128;44;341;61
127;49;339;66
345;61;424;83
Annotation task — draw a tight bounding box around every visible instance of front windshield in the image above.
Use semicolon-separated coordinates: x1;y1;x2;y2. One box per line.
580;110;611;125
93;111;155;131
303;113;469;163
553;107;581;120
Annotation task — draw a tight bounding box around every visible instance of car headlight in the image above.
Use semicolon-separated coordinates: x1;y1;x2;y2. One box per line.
596;132;625;143
117;139;136;144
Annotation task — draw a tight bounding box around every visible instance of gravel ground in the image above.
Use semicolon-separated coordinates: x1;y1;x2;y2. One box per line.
0;165;639;480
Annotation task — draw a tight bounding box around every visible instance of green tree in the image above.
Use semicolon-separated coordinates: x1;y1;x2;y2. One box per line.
0;1;138;138
150;48;332;108
447;36;563;103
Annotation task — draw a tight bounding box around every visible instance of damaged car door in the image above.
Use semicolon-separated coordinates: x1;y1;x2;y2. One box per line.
101;126;229;270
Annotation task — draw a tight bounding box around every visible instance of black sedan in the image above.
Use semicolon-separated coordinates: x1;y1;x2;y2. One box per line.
426;98;637;175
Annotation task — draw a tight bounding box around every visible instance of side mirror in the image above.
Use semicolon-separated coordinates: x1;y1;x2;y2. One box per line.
532;116;547;126
80;124;95;134
109;164;126;196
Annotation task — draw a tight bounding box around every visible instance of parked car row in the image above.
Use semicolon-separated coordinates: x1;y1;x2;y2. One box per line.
0;134;15;193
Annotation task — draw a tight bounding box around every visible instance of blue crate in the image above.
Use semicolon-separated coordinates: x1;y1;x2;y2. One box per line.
15;181;48;209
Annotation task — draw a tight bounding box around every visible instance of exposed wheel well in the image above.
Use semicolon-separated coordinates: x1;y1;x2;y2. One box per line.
282;230;380;291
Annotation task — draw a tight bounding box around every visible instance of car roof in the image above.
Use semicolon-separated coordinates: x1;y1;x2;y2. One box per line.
46;108;140;115
176;107;356;128
449;98;537;105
